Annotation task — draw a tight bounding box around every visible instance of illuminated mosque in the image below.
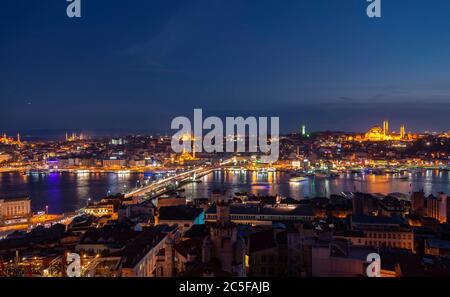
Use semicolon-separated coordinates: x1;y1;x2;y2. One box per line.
0;132;22;145
350;120;415;142
178;133;197;163
65;132;86;142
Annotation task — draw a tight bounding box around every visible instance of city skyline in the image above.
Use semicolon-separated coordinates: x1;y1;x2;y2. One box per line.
1;0;450;132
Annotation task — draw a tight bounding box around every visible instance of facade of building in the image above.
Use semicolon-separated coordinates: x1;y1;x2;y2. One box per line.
348;215;414;251
0;197;32;226
84;204;116;218
427;193;449;223
205;203;315;226
102;158;126;168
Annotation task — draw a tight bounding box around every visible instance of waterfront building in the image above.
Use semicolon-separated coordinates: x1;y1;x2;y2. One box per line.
102;158;126;168
0;153;12;163
84;203;117;219
0;197;32;226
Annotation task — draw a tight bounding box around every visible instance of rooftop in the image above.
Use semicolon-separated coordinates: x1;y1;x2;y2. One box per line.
206;203;315;217
158;205;204;221
120;225;172;268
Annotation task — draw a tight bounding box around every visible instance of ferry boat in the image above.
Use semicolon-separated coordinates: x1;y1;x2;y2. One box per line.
289;176;307;182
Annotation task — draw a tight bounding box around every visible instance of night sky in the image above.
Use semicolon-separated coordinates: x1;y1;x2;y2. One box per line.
1;0;450;135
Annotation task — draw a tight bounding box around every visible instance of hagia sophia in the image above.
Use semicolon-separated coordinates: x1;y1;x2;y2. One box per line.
349;120;416;142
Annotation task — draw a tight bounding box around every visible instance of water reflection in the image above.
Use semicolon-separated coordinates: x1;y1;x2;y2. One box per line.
183;170;450;201
3;169;450;214
0;172;141;214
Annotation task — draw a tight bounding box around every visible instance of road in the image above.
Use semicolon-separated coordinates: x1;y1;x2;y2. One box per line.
124;158;235;199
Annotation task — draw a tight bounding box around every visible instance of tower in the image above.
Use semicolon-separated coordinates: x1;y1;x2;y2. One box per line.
400;125;405;139
216;198;231;224
17;132;20;143
411;190;425;215
192;134;196;159
383;120;389;137
301;123;306;137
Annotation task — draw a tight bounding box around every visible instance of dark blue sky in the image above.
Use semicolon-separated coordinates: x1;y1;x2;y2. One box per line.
1;0;450;135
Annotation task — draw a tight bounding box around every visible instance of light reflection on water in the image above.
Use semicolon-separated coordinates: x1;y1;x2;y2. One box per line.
183;170;450;201
0;172;142;214
2;169;450;214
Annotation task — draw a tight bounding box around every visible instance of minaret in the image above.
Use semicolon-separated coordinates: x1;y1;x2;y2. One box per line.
383;120;388;137
192;133;196;159
65;132;68;141
17;132;20;143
